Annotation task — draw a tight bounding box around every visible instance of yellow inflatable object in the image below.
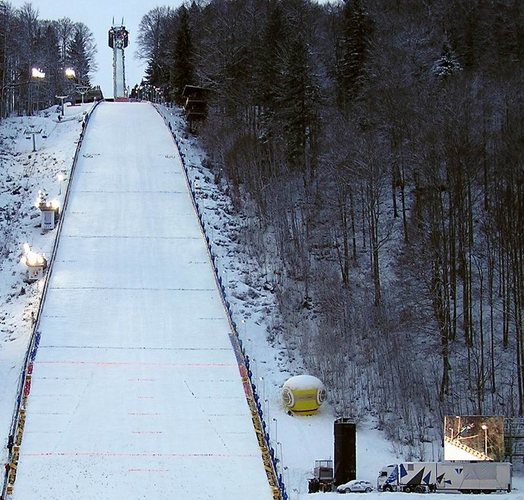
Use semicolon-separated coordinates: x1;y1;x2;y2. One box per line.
282;375;326;415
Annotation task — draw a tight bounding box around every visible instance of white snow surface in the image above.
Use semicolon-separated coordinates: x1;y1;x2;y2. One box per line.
0;102;522;499
7;102;272;499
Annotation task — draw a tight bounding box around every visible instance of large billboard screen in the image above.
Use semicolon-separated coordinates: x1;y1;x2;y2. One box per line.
444;415;505;462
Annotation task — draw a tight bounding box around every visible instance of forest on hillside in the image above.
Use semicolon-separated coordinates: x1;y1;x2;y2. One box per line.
0;2;97;117
0;0;522;458
137;0;524;454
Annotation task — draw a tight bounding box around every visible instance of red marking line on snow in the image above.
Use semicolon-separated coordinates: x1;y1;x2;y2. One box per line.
128;412;162;416
129;378;157;382
30;412;70;416
129;468;170;472
35;361;235;368
24;452;260;459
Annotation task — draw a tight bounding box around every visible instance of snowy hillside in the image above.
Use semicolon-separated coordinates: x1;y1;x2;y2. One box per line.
1;103;90;476
0;103;522;499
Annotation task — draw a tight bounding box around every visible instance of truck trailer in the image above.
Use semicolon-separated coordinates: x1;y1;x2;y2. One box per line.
377;461;512;493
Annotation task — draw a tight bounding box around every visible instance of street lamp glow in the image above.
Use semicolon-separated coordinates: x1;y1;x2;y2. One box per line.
21;243;46;267
31;67;45;79
65;68;76;79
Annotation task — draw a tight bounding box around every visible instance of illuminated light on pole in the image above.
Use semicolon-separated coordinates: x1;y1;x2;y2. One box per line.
31;68;46;113
21;243;46;266
65;68;76;79
21;243;48;282
31;67;45;79
36;190;60;230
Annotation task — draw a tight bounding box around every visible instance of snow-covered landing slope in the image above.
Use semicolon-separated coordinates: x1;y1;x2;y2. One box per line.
12;102;273;500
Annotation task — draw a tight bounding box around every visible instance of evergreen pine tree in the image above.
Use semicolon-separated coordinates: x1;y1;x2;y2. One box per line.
254;0;286;142
37;23;61;106
66;24;96;86
335;0;372;111
276;30;320;171
0;2;7;106
432;42;463;79
170;6;195;103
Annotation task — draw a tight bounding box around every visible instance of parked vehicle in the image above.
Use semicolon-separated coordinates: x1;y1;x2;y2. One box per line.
337;479;374;493
308;460;334;493
377;461;512;493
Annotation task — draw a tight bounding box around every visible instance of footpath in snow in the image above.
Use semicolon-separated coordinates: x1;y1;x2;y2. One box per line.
10;102;274;500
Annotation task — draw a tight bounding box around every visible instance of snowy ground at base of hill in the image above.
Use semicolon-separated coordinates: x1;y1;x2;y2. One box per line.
0;101;521;499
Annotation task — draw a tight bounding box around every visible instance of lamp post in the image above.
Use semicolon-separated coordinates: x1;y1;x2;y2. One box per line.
481;424;488;456
249;353;257;380
57;68;78;114
277;441;284;469
272;417;278;444
259;376;266;403
31;67;45;113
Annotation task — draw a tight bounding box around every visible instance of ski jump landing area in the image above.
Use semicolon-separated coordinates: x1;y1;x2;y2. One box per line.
11;102;274;499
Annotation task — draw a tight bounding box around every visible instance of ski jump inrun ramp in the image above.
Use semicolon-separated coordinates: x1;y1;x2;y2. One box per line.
11;102;275;499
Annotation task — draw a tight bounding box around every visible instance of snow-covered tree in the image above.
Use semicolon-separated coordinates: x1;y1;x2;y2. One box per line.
432;42;462;79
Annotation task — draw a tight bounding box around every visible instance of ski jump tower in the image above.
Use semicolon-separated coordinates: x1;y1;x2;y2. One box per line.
108;19;129;100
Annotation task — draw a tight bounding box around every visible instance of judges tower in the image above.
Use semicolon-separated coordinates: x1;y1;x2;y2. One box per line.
108;19;129;100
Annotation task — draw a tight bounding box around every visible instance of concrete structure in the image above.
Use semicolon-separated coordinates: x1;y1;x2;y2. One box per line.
108;20;129;100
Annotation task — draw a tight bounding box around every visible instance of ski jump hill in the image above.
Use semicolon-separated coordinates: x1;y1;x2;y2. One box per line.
8;102;276;499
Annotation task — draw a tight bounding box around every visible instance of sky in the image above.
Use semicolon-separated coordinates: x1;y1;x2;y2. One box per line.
8;0;183;98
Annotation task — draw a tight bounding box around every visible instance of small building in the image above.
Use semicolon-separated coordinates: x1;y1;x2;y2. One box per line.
182;85;209;130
